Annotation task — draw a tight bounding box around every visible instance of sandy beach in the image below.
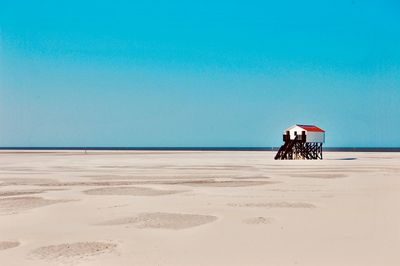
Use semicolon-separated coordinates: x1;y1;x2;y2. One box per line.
0;150;399;266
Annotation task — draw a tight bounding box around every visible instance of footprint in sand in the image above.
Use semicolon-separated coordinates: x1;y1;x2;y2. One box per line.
31;242;116;262
98;212;218;230
0;241;20;251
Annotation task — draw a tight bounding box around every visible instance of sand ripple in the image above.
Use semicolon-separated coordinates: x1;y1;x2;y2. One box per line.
84;186;185;196
98;212;217;229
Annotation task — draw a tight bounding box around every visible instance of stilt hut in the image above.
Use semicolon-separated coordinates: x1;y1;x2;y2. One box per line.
275;124;325;160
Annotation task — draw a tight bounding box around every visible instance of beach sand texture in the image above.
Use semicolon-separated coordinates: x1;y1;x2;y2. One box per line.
0;150;399;265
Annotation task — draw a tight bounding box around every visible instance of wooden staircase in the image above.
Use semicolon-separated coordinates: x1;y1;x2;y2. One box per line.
274;135;299;160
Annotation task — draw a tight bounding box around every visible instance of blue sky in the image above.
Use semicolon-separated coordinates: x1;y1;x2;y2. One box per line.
1;0;399;147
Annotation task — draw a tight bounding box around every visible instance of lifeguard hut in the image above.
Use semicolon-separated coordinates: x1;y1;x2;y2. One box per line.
275;124;325;160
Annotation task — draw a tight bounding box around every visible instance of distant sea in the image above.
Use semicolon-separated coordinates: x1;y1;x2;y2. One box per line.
0;147;400;152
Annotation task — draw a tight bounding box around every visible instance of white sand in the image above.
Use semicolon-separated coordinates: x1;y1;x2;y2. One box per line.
0;150;399;265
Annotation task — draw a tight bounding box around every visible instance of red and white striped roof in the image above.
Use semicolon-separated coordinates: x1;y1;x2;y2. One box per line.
285;124;325;133
295;125;325;132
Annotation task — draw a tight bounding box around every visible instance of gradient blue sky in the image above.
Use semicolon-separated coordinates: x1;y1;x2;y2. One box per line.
1;0;399;147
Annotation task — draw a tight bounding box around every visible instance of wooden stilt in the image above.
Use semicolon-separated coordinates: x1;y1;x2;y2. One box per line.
275;134;323;160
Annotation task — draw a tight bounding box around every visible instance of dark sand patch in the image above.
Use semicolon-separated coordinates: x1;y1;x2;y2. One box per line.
98;212;217;229
86;175;137;180
40;179;273;187
88;176;208;181
31;242;116;261
166;165;255;170
228;202;315;208
0;197;71;214
243;217;273;225
99;165;137;169
41;179;211;187
0;189;45;197
0;167;34;171
176;180;277;187
0;241;20;250
233;176;272;180
289;173;347;179
84;186;186;196
89;173;239;180
38;181;140;187
0;188;64;197
0;178;58;186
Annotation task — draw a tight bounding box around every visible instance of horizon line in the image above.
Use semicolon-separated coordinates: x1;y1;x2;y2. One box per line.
1;147;400;152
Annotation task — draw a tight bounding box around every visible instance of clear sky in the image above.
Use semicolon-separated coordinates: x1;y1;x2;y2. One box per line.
1;0;399;147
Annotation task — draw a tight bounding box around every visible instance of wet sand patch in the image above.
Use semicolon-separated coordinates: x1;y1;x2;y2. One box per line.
234;176;272;180
31;242;116;261
84;186;186;196
40;179;274;187
98;212;217;229
0;167;35;172
0;241;20;250
177;180;277;187
0;196;71;214
0;189;45;197
0;178;58;186
289;173;347;179
243;217;273;225
88;174;242;180
0;188;65;197
228;202;315;208
38;181;140;187
86;175;136;180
